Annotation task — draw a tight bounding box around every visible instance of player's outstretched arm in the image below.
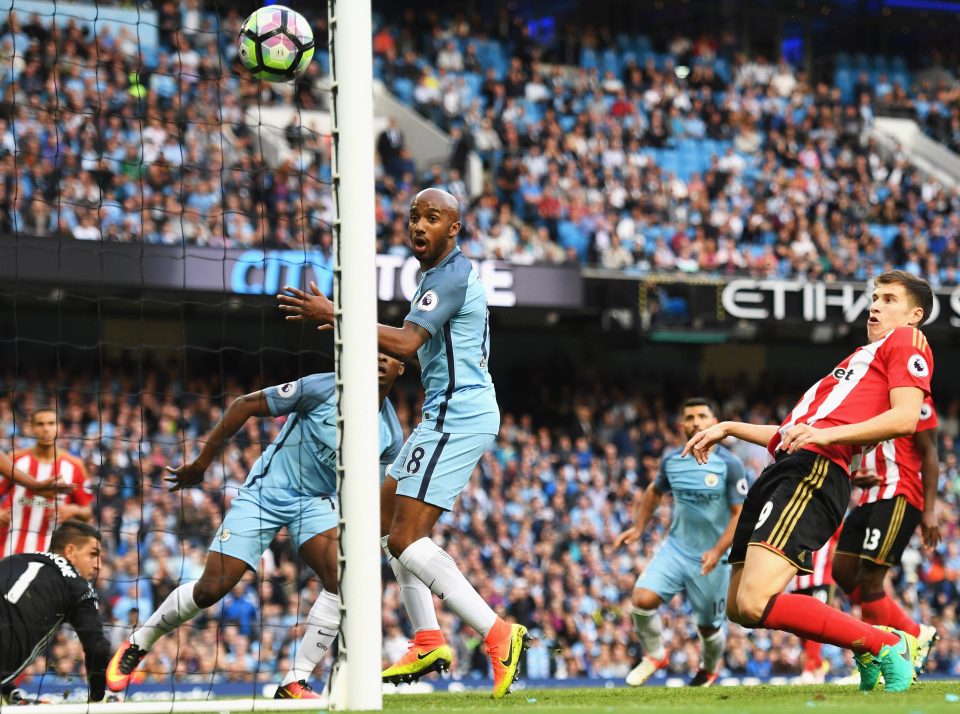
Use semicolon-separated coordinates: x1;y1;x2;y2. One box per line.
781;386;923;454
702;504;743;575
614;483;662;548
682;422;778;464
0;452;75;495
378;321;430;364
916;427;941;548
70;596;110;702
165;390;271;491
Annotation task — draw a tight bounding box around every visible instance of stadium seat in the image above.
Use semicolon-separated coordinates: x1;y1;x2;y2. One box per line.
580;48;598;71
392;77;414;104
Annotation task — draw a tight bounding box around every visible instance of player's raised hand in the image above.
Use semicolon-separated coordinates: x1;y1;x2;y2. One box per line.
781;423;833;454
700;547;721;575
613;525;642;549
277;282;334;330
165;462;206;491
681;423;728;464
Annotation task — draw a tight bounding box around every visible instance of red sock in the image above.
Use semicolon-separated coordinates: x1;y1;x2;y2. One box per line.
860;592;889;626
876;594;921;637
414;628;446;646
761;593;899;655
802;638;823;671
483;618;510;649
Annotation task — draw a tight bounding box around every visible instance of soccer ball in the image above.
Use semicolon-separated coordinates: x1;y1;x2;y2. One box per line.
237;5;315;81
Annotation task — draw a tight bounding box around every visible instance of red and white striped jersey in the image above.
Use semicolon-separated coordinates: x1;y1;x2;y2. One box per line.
768;326;934;475
0;451;92;557
856;397;937;512
792;530;840;591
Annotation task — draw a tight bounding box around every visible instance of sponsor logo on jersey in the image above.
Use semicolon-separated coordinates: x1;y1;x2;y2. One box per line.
18;496;53;509
908;354;929;378
416;290;439;312
704;474;719;488
278;381;298;397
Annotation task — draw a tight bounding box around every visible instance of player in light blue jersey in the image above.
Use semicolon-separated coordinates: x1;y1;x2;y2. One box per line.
278;188;527;699
105;356;405;701
614;398;746;688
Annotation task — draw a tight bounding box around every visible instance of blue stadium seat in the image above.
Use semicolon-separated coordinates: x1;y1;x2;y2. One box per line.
580;48;598;71
392;77;414;104
602;49;620;76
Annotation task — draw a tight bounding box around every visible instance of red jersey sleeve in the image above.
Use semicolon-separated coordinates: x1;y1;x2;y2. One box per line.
916;398;938;434
880;326;933;397
65;456;94;507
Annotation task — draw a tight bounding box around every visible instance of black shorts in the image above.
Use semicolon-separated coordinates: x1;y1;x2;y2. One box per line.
729;450;851;573
835;496;921;567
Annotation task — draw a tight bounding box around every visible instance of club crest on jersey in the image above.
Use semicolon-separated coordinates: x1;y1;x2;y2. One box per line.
908;354;929;378
704;474;719;488
416;290;439;312
278;381;298;397
920;403;932;420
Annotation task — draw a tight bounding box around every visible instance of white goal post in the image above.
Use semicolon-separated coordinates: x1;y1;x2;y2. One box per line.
327;0;382;711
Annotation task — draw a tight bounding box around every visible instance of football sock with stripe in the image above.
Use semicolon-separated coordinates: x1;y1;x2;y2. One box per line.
760;593;899;656
282;589;340;686
129;582;201;651
630;608;666;660
862;592;920;638
381;535;440;634
701;630;725;673
398;537;497;637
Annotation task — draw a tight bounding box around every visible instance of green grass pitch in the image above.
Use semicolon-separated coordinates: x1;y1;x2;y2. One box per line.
370;682;960;714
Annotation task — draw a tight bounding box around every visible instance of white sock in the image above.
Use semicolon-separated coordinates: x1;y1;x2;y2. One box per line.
282;590;340;686
631;607;665;660
129;582;201;651
397;537;497;636
381;535;440;633
700;630;725;674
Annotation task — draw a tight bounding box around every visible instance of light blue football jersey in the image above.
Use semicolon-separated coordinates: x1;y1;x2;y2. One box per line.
654;444;747;559
404;248;500;435
243;373;404;496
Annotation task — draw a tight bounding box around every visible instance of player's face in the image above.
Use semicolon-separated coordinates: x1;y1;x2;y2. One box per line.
408;195;460;269
867;282;924;342
65;537;101;581
31;411;58;446
682;405;717;439
378;353;404;388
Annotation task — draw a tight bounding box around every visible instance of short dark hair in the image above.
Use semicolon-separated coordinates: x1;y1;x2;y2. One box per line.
874;271;934;325
49;521;100;552
30;408;57;423
682;397;718;417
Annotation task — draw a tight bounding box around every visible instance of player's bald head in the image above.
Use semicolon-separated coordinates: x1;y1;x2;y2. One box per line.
412;187;461;222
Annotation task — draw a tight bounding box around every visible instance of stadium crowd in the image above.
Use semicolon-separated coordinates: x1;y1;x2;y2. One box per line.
1;364;959;687
0;8;959;286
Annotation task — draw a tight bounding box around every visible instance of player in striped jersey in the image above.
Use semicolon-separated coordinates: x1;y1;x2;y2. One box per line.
0;409;93;558
684;271;934;693
789;531;839;683
832;396;940;675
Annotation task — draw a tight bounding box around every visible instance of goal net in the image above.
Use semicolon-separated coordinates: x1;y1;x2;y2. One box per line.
0;0;380;710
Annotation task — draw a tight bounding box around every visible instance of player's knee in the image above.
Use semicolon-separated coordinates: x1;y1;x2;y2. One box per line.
733;589;769;627
858;566;886;598
193;579;228;609
630;589;660;611
386;531;412;559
